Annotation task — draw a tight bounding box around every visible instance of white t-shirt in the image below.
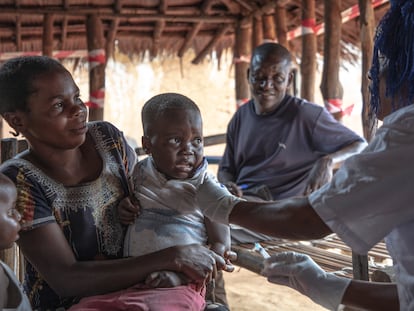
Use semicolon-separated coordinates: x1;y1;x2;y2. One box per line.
124;157;242;257
0;261;31;311
309;104;414;311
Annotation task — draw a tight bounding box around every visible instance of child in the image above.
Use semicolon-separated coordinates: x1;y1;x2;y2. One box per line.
0;172;31;310
121;93;240;296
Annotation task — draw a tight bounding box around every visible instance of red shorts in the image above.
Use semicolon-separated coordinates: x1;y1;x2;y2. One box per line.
68;284;206;311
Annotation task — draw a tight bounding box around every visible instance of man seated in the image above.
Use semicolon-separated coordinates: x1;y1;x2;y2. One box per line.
218;42;367;243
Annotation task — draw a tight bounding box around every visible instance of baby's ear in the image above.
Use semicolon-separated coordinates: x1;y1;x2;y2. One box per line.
141;135;151;154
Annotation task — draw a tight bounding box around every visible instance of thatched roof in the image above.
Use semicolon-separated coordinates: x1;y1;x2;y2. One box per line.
0;0;390;63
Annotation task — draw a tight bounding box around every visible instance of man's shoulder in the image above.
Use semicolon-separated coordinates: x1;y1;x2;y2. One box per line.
289;95;324;111
286;95;325;120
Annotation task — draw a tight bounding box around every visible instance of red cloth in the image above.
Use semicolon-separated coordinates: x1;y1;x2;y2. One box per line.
68;284;206;311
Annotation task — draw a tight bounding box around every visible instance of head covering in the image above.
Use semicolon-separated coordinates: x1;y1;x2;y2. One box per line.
370;0;414;115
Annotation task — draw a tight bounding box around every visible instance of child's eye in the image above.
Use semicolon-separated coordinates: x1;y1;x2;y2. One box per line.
168;138;180;144
53;102;64;110
75;95;83;103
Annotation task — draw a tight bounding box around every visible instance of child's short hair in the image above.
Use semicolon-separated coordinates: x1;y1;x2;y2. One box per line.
141;93;201;136
0;56;68;114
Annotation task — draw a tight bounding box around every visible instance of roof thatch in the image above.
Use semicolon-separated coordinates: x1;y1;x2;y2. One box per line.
0;0;390;63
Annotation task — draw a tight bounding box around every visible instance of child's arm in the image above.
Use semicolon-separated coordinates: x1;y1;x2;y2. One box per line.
204;217;235;272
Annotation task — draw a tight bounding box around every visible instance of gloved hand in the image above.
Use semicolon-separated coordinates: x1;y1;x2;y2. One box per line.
262;251;351;311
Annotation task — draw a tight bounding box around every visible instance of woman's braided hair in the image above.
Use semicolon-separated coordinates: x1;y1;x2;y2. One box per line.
370;0;414;115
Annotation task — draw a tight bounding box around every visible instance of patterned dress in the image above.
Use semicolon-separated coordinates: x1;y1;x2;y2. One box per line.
0;121;137;310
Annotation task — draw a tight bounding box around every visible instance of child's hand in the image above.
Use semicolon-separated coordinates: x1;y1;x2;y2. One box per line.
223;249;237;272
118;197;140;225
210;243;237;272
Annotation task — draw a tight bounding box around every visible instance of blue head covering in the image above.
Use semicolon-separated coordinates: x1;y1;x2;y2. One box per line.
370;0;414;115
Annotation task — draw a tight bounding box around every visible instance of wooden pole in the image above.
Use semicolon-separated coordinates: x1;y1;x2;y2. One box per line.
300;0;317;102
234;19;251;109
275;5;288;48
252;16;263;49
262;14;276;42
42;13;54;57
86;14;106;121
359;0;377;142
320;0;344;121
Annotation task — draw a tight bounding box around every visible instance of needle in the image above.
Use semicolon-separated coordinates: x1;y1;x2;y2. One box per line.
253;242;270;259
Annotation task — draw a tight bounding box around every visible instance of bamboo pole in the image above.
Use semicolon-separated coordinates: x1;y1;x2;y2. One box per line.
320;0;344;122
86;14;106;121
300;0;317;101
234;20;251;109
359;0;377;142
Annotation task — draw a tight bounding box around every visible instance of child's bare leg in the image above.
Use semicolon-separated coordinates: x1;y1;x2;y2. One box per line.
145;270;188;288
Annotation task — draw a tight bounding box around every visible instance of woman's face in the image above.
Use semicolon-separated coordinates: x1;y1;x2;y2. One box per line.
376;71;393;121
16;69;88;151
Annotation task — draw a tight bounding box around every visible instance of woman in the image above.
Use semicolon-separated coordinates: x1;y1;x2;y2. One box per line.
0;56;224;310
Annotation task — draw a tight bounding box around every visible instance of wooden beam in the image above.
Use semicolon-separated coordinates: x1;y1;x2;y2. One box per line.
252;16;263;49
159;0;168;14
320;0;343;121
219;0;240;14
192;24;231;64
106;18;119;59
15;15;21;51
287;0;389;40
240;1;277;26
275;5;288;47
114;0;122;13
60;16;68;49
42;13;55;56
0;8;236;23
178;0;215;58
300;0;317;102
86;14;106;121
262;14;276;42
151;20;165;59
63;0;70;10
234;20;251;108
232;0;255;11
178;23;202;57
150;1;168;59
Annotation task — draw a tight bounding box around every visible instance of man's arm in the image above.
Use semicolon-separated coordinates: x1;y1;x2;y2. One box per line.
305;140;367;195
229;196;332;241
328;140;368;166
342;279;399;311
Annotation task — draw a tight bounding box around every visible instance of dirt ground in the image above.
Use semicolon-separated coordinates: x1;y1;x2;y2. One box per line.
223;266;328;311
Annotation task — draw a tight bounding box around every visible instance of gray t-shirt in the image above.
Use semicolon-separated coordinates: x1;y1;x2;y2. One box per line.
219;95;365;200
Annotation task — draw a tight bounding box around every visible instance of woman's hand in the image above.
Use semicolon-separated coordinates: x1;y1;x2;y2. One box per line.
169;244;226;284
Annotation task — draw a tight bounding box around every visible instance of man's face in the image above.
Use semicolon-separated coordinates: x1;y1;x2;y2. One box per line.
248;53;292;115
